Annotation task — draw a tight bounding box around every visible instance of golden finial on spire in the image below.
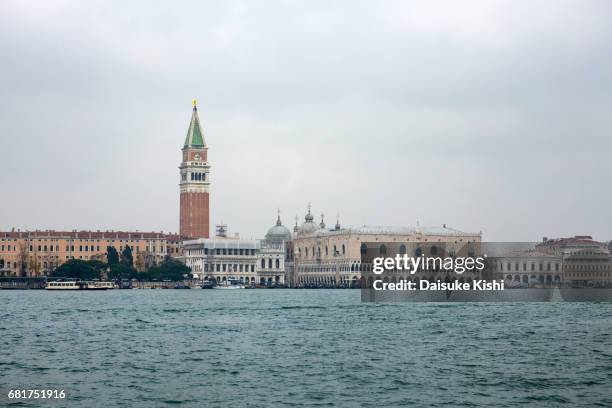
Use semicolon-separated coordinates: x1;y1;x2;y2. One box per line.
192;99;198;109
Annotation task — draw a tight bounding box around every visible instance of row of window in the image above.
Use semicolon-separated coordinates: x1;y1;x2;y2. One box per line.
190;172;206;181
261;258;281;269
1;244;165;253
498;262;609;272
500;262;560;272
191;263;257;272
297;243;461;259
209;264;255;273
1;238;166;244
300;244;347;258
187;248;257;256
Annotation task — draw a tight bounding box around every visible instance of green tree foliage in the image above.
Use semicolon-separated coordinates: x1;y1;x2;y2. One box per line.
107;246;119;265
139;258;192;281
49;254;190;282
121;245;133;267
51;259;106;280
108;263;138;281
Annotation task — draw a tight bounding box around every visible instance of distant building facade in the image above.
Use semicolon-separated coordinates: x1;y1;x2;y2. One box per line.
0;230;181;277
183;238;285;285
537;236;610;286
492;251;563;286
179;102;211;239
291;206;482;287
491;236;611;287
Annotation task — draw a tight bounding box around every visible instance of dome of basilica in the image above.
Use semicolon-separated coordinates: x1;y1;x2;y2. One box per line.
265;213;292;243
298;206;320;235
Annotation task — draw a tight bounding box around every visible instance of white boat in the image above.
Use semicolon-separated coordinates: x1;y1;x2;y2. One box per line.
214;277;245;289
45;281;82;290
84;281;117;290
45;281;117;290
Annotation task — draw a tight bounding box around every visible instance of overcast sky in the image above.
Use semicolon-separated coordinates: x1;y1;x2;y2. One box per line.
0;0;610;241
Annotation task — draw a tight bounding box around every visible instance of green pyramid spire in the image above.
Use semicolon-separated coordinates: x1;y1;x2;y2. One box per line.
184;102;206;147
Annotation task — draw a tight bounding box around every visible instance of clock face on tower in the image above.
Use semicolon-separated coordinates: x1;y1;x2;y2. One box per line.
193;153;201;161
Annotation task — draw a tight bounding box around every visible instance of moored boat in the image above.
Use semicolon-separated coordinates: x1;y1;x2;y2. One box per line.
45;281;82;290
45;280;117;290
201;279;215;289
85;281;117;290
214;277;245;289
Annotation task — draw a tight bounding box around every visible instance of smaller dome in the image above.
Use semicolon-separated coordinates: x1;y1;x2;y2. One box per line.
299;221;319;235
296;204;321;236
265;213;292;243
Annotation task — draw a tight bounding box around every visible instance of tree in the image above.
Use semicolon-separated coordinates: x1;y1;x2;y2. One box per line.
28;254;41;277
107;246;119;265
108;263;137;281
17;243;29;277
139;258;192;281
51;259;106;280
134;252;145;272
121;245;133;267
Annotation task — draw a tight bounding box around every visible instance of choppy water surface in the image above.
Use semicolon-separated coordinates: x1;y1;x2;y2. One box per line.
1;290;611;407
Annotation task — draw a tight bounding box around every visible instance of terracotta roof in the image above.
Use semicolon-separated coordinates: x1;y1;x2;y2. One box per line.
0;230;177;240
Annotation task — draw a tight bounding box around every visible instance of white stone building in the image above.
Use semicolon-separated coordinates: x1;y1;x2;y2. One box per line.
183;214;290;286
291;205;482;287
184;238;259;283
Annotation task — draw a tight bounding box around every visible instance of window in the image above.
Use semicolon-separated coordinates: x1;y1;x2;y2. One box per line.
360;243;367;255
261;259;265;268
276;259;280;269
379;244;387;255
399;245;406;255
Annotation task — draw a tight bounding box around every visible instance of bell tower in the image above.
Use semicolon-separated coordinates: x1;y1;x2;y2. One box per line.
179;100;210;238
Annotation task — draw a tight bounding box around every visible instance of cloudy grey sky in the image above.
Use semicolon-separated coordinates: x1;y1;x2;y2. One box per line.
0;0;610;241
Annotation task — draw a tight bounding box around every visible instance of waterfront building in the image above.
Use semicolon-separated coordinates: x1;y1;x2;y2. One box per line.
537;236;610;286
184;237;259;283
183;221;287;285
492;251;563;286
0;230;181;277
179;101;211;239
261;211;292;285
291;205;482;287
491;236;611;287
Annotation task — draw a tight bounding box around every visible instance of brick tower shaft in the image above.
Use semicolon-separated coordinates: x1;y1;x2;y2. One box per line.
179;101;210;239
